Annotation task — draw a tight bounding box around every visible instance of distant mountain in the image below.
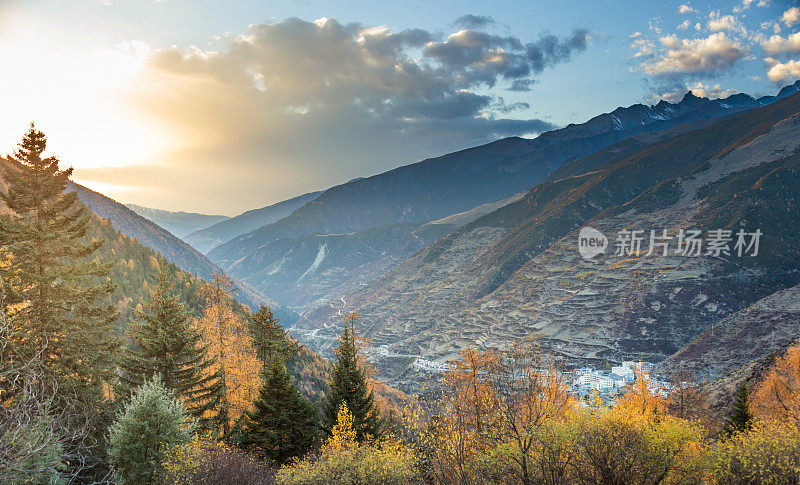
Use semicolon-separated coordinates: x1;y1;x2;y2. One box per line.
207;86;779;314
296;88;800;392
184;190;322;254
125;203;229;238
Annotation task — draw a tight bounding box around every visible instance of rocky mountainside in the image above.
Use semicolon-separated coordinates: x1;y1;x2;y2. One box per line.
209;89;774;271
125;203;229;238
184;190;322;254
295;90;800;392
655;284;800;410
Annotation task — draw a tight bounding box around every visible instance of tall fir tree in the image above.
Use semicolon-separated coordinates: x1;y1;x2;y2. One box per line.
239;357;319;465
117;269;221;427
725;383;753;437
0;124;118;392
322;314;382;441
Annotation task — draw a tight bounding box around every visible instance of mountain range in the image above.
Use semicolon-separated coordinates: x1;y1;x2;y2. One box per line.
196;85;799;317
125;204;229;238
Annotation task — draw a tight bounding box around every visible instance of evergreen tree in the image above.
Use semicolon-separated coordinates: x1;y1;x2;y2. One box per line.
725;383;753;437
249;305;298;363
0;124;118;390
239;358;319;465
117;269;221;426
322;315;382;441
108;376;194;485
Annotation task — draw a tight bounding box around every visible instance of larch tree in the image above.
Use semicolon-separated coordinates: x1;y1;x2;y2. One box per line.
117;269;221;428
321;313;382;441
195;273;260;437
0;124;118;392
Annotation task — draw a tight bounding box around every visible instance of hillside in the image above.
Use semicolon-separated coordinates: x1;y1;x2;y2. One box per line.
125;203;229;238
295;90;800;392
184;190;322;254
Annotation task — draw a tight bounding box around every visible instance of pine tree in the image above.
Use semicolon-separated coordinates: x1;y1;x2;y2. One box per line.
725;383;753;437
322;315;382;441
0;124;118;390
117;269;221;427
249;305;299;363
239;357;319;465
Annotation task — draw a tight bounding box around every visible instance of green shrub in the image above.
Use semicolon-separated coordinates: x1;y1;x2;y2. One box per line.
108;376;194;484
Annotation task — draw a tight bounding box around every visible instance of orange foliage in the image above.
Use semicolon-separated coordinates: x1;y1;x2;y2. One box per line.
194;274;261;433
751;343;800;425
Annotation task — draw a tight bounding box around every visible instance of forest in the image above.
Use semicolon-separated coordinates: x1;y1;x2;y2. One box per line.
3;127;800;485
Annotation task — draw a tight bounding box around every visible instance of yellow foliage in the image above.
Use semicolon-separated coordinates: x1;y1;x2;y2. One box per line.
751;343;800;425
323;404;358;452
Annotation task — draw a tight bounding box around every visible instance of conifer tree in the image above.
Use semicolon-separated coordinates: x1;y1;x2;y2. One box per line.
322;314;382;441
0;124;118;390
117;269;221;427
249;305;299;363
239;357;318;465
725;383;753;437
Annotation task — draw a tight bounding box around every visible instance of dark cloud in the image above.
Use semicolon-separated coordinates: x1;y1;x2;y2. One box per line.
454;14;495;29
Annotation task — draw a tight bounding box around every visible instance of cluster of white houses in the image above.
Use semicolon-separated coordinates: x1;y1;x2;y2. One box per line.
566;361;673;397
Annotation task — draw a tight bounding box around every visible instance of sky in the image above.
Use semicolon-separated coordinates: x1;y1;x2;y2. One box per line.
1;0;799;215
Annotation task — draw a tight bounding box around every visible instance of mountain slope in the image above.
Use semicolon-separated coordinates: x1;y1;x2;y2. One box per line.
295;90;800;391
184;190;322;254
125;203;229;238
209;90;773;271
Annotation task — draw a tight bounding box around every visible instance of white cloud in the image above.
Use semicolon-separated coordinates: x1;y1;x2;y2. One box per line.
783;7;800;27
678;4;696;14
761;32;800;56
765;57;800;82
651;81;737;102
642;32;745;76
707;12;746;34
678;20;691;30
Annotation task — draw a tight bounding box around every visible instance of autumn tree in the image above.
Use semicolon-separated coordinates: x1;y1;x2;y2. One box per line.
751;343;800;425
117;270;221;427
195;273;260;437
322;313;382;441
0;124;118;393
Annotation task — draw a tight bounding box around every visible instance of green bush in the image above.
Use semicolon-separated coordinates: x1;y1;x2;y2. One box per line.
108;376;194;485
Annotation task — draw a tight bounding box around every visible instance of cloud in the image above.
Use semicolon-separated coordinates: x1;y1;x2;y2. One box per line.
707;12;746;34
765;57;800;82
678;4;696;14
678;20;691;30
654;81;738;102
783;7;800;27
641;32;745;76
761;32;800;55
454;14;494;29
94;17;587;211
